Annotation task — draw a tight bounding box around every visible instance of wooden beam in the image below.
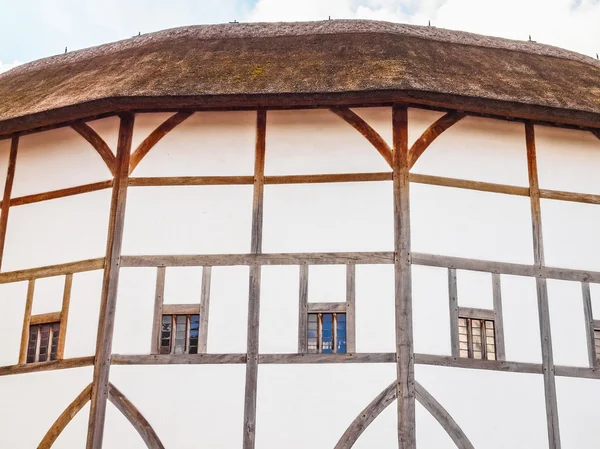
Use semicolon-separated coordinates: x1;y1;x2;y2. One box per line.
57;274;73;360
540;189;600;205
30;311;62;325
38;384;92;449
243;109;266;449
307;302;347;313
150;267;166;355
409;173;530;197
162;304;200;315
10;180;113;207
298;264;309;353
0;356;94;377
0;258;104;284
458;307;495;321
408;111;465;169
111;353;247;365
266;172;391;184
526;122;561;449
129;175;253;187
330;107;393;167
0;137;18;269
71;121;116;176
129;111;193;174
492;273;506;361
346;264;356;353
18;279;35;364
198;266;212;354
392;104;415;449
448;268;459;358
414;353;542;374
108;383;165;449
581;282;596;368
87;113;134;449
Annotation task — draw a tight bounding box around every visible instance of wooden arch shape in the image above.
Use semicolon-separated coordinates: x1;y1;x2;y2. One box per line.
37;382;165;449
334;381;475;449
71;121;116;176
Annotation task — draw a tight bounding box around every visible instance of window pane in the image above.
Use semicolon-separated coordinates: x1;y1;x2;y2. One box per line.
38;324;51;362
174;315;187;355
50;322;60;361
336;313;347;354
160;315;173;354
189;315;200;355
322;314;333;354
27;325;39;363
307;313;318;353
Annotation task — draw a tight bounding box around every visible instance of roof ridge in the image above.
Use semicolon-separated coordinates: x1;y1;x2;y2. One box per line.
3;19;598;78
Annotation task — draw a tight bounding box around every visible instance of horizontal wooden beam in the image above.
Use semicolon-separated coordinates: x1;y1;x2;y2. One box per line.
111;353;247;365
128;176;254;187
458;307;495;321
161;304;201;315
0;258;105;284
540;189;600;205
409;173;530;196
0;356;94;377
9;181;113;207
307;302;346;313
30;311;62;325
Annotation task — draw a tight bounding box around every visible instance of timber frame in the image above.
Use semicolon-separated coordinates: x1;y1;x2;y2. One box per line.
0;102;598;449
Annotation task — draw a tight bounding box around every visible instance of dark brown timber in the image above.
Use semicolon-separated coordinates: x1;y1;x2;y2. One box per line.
330;107;393;167
71;121;116;176
408;111;465;169
10;180;113;207
0;137;18;269
129;111;193;174
87;113;134;449
392;105;415;448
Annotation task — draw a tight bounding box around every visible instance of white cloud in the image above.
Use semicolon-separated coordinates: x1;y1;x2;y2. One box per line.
247;0;600;58
0;60;21;74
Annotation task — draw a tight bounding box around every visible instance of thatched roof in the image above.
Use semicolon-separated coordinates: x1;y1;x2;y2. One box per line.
0;20;599;135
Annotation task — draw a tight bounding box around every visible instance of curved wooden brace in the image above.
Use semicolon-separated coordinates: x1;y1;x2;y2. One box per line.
108;383;165;449
71;121;116;176
330;107;393;167
37;383;92;448
408;111;466;170
591;129;600;140
335;381;474;449
129;111;193;174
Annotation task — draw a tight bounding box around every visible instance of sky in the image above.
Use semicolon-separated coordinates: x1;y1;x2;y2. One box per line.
0;0;599;73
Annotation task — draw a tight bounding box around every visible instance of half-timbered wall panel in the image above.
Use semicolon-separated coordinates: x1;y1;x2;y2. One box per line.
416;365;548;449
109;365;246;448
0;281;28;366
259;265;299;354
131;113;174;152
411;184;534;263
456;270;494;309
415;402;458;449
555;377;600;449
265;109;391;175
353;401;398;449
63;271;103;358
535;125;600;195
2;190;111;271
263;181;393;253
308;264;347;303
0;367;92;448
255;364;395;448
501;275;542;363
412;265;451;356
113;268;157;354
122;185;253;255
163;266;203;305
31;275;65;315
547;280;589;367
206;266;249;354
12;127;112;197
407;108;446;148
103;402;147;449
132;111;256;177
590;284;600;319
52;402;90;449
410;115;528;186
86;116;120;155
355;264;395;353
541;199;600;271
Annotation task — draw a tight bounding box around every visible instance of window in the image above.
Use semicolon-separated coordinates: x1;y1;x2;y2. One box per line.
160;314;199;355
26;322;60;363
458;316;496;360
594;328;600;360
307;312;346;354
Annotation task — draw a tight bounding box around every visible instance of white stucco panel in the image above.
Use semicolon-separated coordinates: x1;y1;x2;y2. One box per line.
556;376;600;449
0;281;28;366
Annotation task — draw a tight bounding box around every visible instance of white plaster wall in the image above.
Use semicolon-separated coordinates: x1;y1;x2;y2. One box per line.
31;274;65;315
86;116;120;155
547;279;589;367
535;125;600;194
410;115;529;186
411;184;534;263
52;402;89;449
556;376;600;449
255;364;395;449
132;111;256;177
131;113;174;152
416;365;548;449
542;199;600;271
163;266;203;305
308;264;347;303
2;190;111;271
0;367;92;448
109;365;245;449
12;126;112;197
0;281;28;366
408;108;446;148
104;402;147;449
263;181;393;253
590;283;600;320
353;399;398;449
122;185;253;255
456;270;494;310
265;108;391;175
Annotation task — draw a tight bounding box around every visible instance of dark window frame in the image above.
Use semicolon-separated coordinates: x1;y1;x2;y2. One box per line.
307;311;347;354
160;313;200;355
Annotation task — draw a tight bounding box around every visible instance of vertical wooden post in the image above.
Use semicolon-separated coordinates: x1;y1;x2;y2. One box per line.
243;109;266;449
346;264;356;353
18;279;35;364
198;266;212;354
298;264;309;353
0;137;18;270
57;273;73;360
150;267;166;354
492;273;506;361
526;122;561;449
448;268;459;358
581;282;596;368
392;105;415;449
87;113;134;449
